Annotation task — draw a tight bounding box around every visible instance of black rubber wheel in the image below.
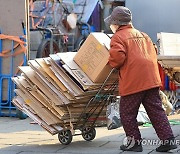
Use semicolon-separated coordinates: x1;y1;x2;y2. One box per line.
82;127;96;141
37;38;60;58
58;130;72;145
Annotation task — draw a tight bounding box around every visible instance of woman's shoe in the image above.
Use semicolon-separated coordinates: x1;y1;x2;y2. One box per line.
156;137;177;152
120;142;143;152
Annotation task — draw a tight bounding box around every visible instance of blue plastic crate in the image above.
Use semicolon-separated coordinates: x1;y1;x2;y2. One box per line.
0;30;27;118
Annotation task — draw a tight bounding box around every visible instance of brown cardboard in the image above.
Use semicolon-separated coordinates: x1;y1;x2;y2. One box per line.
35;58;77;101
57;52;100;90
12;96;61;135
18;76;65;118
11;46;119;133
28;60;73;103
14;88;61;126
19;66;66;106
49;54;85;97
57;52;118;95
73;32;112;83
36;58;67;92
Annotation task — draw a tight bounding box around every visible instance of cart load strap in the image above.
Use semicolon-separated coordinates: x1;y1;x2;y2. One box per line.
0;34;27;74
0;34;26;57
66;106;75;135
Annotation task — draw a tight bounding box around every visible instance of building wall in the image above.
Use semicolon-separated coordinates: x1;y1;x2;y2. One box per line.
126;0;180;42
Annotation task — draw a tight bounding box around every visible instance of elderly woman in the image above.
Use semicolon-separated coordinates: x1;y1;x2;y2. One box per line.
104;6;177;152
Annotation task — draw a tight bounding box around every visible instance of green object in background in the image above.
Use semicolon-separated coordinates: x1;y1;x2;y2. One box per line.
169;120;180;125
73;0;77;3
142;123;152;127
143;120;180;127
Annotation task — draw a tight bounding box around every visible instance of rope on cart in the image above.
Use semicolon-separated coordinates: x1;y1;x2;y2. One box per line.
66;106;75;135
0;34;27;74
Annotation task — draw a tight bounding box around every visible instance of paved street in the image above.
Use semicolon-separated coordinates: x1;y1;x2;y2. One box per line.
0;115;180;154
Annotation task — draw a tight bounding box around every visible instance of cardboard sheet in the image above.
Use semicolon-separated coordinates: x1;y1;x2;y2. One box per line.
14;88;61;126
19;66;65;106
57;52;100;90
19;76;66;118
49;54;85;97
28;60;73;103
11;33;119;133
36;58;67;92
12;96;61;135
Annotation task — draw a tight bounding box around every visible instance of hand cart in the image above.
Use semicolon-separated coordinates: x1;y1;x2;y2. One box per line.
57;68;119;145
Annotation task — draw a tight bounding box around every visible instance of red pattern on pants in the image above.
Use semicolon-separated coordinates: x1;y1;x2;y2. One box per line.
120;87;174;141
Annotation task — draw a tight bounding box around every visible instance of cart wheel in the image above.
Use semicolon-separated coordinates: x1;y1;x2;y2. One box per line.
82;127;96;141
37;38;60;58
58;130;72;145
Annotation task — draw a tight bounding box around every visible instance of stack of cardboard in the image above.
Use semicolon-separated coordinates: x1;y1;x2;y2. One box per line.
12;33;118;135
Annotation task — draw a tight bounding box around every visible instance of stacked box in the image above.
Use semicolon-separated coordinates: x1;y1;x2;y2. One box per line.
12;33;118;135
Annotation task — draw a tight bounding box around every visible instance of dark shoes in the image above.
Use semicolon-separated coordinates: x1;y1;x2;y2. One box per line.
120;142;143;152
156;137;178;152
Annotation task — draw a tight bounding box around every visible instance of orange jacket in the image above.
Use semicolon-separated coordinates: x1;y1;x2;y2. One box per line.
109;25;162;96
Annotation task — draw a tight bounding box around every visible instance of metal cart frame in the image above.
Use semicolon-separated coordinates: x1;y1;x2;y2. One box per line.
57;68;118;145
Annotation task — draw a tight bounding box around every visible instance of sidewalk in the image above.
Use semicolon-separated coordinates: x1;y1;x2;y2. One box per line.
0;115;180;154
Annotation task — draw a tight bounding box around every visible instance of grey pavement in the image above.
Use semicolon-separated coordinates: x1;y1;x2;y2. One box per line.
0;116;180;154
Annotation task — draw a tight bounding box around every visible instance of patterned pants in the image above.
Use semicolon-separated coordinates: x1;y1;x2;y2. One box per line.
120;87;174;141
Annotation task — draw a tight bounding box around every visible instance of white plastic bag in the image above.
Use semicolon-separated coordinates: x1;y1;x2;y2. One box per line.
67;13;77;29
106;98;121;130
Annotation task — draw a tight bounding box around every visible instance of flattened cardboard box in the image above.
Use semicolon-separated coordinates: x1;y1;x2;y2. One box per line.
12;96;62;135
73;32;112;83
56;52;100;90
